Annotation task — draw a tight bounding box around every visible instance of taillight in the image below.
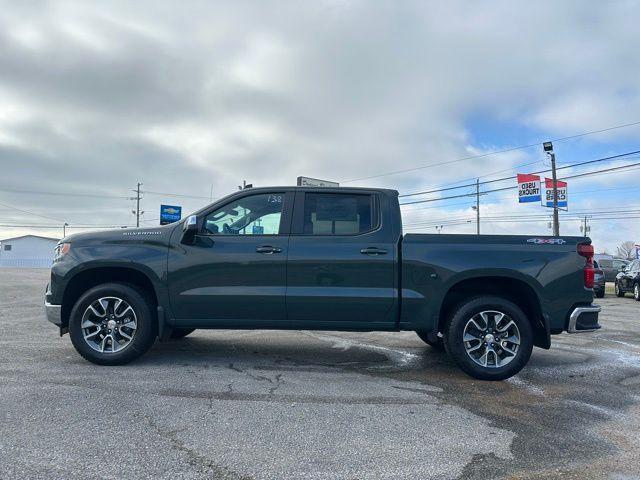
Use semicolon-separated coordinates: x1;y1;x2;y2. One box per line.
584;268;595;289
577;243;594;289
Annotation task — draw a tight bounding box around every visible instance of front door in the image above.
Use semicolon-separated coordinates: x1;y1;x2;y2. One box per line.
168;191;292;327
285;191;397;329
623;260;639;291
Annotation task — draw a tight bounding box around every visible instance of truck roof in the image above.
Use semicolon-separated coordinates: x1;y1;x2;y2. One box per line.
233;186;399;195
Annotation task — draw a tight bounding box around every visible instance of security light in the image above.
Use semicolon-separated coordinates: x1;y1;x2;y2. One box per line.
543;141;553;152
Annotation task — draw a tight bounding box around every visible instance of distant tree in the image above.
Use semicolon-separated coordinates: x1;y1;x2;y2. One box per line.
616;241;638;260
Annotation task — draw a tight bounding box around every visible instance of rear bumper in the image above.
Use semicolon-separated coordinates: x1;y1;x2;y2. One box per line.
567;305;601;333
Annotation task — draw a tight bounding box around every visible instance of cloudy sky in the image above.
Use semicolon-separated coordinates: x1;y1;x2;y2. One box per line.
1;0;639;253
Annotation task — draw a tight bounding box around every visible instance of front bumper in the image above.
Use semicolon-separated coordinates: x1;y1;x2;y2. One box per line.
567;305;601;333
45;301;62;326
44;283;62;326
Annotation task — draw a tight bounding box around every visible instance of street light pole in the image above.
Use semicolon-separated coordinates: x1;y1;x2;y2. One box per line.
543;142;560;236
476;178;480;235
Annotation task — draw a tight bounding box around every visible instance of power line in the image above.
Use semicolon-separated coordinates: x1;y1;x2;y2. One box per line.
403;208;640;227
399;159;544;197
341;120;640;183
0;200;65;222
0;187;128;199
142;190;212;200
0;185;214;201
404;216;640;230
399;150;640;198
399;160;640;206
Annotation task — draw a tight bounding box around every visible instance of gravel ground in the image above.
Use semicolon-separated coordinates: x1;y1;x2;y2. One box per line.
1;269;639;480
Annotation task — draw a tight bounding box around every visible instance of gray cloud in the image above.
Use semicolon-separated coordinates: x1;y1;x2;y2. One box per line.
0;0;639;250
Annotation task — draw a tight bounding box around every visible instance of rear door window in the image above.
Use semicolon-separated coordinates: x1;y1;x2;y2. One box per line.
302;193;375;235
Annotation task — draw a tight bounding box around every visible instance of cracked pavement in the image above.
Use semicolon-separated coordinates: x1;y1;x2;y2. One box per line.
1;269;639;479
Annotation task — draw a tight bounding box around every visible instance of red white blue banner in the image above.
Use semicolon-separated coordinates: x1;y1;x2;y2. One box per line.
543;178;568;208
517;174;542;203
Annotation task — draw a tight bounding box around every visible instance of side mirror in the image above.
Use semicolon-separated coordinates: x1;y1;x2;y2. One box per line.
181;215;197;244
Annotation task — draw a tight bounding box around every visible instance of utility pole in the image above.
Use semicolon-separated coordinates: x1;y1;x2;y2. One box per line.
132;182;143;227
543;142;560;236
475;178;480;235
581;216;591;237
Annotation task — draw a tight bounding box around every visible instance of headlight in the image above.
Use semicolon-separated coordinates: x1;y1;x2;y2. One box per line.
54;242;71;262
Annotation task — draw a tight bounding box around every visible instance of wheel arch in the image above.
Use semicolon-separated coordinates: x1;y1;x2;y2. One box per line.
61;266;159;328
437;275;550;349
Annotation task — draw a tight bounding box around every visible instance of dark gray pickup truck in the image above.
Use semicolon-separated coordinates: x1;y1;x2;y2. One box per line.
45;186;600;380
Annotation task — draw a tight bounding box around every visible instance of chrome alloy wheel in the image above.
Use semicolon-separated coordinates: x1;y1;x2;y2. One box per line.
463;310;520;368
81;297;137;353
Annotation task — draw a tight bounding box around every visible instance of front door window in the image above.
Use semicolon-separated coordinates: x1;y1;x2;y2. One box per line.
203;193;284;235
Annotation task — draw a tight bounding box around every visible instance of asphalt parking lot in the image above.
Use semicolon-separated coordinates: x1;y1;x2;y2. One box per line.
1;268;639;480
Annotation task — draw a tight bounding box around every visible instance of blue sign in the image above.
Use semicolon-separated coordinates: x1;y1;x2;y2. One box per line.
160;205;182;225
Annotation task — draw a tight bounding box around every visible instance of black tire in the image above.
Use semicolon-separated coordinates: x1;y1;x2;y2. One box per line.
170;328;196;339
634;284;640;302
69;283;157;365
615;282;625;297
415;330;445;351
595;290;605;299
443;295;533;381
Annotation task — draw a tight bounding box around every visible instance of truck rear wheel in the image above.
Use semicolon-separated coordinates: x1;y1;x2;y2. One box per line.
68;283;157;365
414;330;445;351
444;296;533;381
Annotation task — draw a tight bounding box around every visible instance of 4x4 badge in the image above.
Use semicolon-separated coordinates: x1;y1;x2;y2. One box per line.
527;238;566;245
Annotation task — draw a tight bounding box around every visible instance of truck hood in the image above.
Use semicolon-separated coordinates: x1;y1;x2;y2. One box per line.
62;224;178;246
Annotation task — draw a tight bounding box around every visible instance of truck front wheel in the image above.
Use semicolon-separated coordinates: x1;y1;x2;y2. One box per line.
444;296;533;381
68;283;157;365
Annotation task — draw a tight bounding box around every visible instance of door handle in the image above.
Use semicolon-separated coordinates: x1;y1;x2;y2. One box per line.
256;245;282;254
360;247;387;255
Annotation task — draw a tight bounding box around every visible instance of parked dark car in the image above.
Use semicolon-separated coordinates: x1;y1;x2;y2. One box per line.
598;258;630;282
615;259;640;301
593;260;605;298
45;186;601;380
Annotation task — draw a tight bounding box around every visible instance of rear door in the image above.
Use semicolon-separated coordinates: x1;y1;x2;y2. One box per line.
168;191;293;327
285;190;396;328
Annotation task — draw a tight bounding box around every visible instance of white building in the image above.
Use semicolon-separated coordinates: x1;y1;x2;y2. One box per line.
0;235;59;268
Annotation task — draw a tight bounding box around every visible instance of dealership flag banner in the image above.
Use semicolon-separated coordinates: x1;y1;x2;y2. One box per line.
160;205;182;225
517;174;542;203
543;178;568;208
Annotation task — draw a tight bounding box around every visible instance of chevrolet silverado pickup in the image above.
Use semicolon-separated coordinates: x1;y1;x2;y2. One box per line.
45;186;601;380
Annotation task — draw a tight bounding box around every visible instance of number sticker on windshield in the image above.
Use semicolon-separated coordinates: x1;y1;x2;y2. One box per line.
267;194;283;204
